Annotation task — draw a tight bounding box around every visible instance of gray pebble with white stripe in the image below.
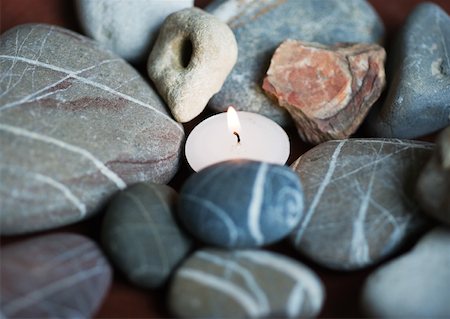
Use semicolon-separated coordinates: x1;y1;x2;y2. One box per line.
178;160;304;248
169;248;324;318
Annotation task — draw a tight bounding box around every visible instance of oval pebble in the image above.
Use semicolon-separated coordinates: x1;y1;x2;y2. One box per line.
0;24;184;235
290;139;433;270
102;183;192;289
0;233;112;318
362;227;450;317
169;248;325;318
178;160;304;248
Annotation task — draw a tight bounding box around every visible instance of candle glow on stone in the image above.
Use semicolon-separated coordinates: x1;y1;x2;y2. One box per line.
185;107;290;172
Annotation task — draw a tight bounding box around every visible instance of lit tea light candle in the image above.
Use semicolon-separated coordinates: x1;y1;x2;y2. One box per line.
185;106;290;172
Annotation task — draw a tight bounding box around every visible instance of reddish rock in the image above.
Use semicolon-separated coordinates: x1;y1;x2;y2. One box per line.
263;40;386;144
0;233;112;318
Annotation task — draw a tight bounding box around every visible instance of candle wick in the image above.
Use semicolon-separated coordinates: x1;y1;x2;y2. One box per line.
233;131;241;144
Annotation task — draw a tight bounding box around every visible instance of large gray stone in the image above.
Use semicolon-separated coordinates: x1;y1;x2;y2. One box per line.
206;0;384;126
102;183;192;289
0;233;112;318
366;3;450;138
416;126;450;225
290;139;433;270
362;227;450;317
169;248;324;318
76;0;193;63
0;24;184;235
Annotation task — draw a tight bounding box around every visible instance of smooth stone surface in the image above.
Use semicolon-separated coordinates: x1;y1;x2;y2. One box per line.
417;127;450;225
290;139;433;270
0;24;184;235
178;160;304;248
362;227;450;317
148;8;237;123
76;0;193;63
206;0;384;126
263;40;386;144
169;248;325;318
366;3;450;138
102;183;192;289
0;233;112;318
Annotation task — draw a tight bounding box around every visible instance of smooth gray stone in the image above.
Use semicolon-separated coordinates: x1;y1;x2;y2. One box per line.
169;248;325;318
102;183;192;289
178;160;304;248
0;24;184;235
290;139;433;270
76;0;193;63
366;3;450;138
362;227;450;317
206;0;384;126
417;126;450;225
0;233;112;318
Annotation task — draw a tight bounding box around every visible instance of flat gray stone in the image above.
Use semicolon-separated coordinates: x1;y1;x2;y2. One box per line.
290;139;433;270
366;3;450;138
416;126;450;225
178;160;304;248
362;227;450;317
76;0;193;63
0;233;111;318
102;183;192;289
169;248;324;318
206;0;384;126
0;24;184;235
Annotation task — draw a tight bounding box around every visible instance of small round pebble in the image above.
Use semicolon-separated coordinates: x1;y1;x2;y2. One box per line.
178;160;304;248
102;183;192;289
169;248;325;318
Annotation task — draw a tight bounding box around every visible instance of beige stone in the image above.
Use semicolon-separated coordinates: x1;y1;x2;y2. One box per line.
148;8;237;123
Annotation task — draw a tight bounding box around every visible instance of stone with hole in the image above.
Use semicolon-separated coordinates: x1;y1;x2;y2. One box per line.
147;8;237;123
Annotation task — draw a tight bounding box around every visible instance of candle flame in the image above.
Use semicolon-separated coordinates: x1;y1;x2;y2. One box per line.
227;106;241;135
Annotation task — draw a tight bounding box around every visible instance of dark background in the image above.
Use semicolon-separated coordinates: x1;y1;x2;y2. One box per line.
1;0;449;318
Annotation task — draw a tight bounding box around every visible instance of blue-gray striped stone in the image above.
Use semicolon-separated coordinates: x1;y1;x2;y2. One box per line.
178;160;304;248
290;139;433;270
0;233;111;318
0;24;184;235
206;0;384;126
102;183;192;289
169;248;324;318
366;3;450;138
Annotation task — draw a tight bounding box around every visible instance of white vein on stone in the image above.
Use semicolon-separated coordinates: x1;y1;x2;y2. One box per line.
247;163;268;245
178;268;261;317
0;55;183;132
2;264;106;315
235;250;323;313
294;140;346;244
0;123;126;189
184;194;238;246
351;180;372;265
287;282;305;318
196;251;270;314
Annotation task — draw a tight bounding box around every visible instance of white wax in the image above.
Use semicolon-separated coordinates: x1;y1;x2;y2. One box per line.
185;111;290;172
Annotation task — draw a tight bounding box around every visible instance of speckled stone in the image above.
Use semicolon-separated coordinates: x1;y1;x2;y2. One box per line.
206;0;384;126
102;183;192;289
263;40;386;144
76;0;193;63
0;233;111;318
178;161;304;248
0;24;184;235
148;8;237;123
290;139;433;270
169;248;325;318
417;127;450;225
362;228;450;317
366;3;450;138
